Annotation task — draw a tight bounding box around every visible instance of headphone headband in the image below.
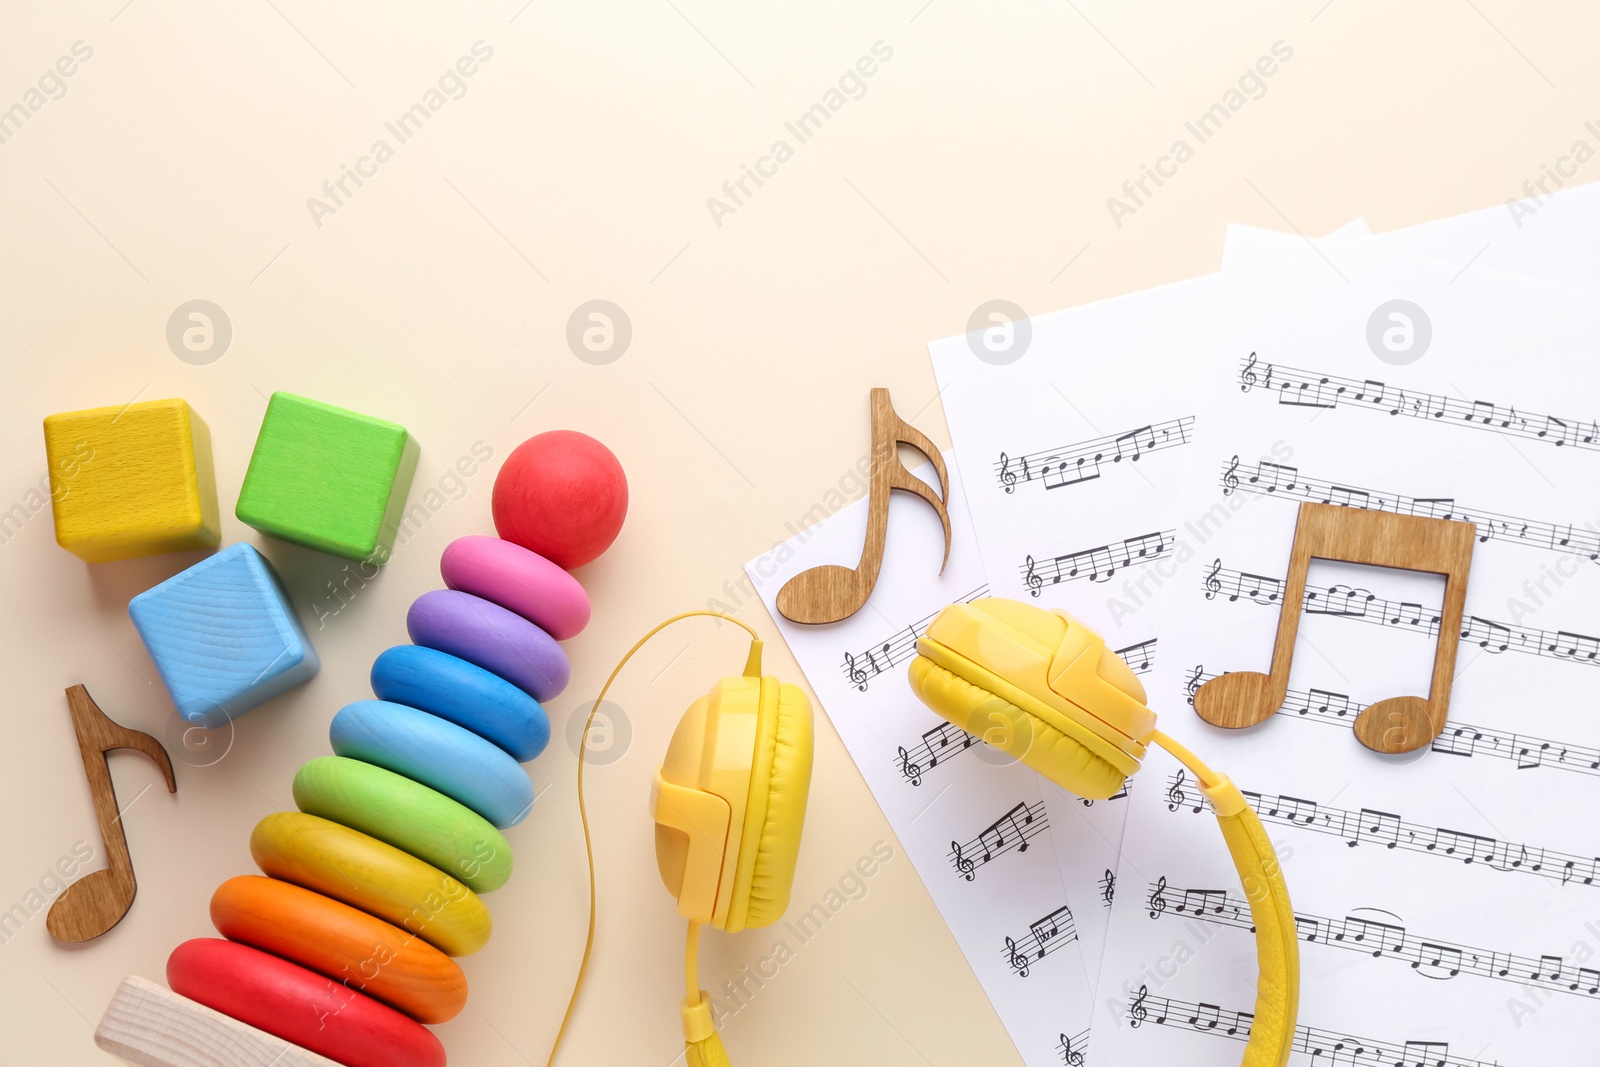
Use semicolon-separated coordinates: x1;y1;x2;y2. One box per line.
907;597;1298;1067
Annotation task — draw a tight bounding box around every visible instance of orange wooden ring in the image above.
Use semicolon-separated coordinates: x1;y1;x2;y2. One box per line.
210;875;468;1024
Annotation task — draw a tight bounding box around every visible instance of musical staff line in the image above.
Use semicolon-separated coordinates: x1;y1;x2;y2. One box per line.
1165;771;1600;890
995;416;1194;493
1125;988;1508;1067
1002;903;1077;978
1023;529;1176;596
1219;455;1600;565
842;584;988;692
894;641;1155;786
1238;353;1600;453
949;801;1048;881
1186;666;1600;782
1145;876;1600;1000
1057;1029;1088;1066
1204;560;1600;670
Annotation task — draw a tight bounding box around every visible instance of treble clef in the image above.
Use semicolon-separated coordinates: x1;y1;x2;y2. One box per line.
1130;985;1150;1027
1025;555;1042;598
897;745;922;787
1240;352;1259;392
1060;1034;1085;1066
1222;454;1240;495
1166;770;1187;812
1146;878;1168;920
1101;869;1116;907
1185;665;1204;706
999;452;1017;494
953;841;975;881
1005;935;1030;977
1204;558;1222;600
845;652;868;691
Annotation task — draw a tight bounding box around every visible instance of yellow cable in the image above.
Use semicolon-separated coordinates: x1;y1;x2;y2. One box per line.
545;611;761;1067
1149;728;1225;788
686;919;702;1003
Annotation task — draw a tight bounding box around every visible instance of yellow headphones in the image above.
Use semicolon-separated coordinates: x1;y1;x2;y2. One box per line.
908;597;1299;1067
547;612;814;1067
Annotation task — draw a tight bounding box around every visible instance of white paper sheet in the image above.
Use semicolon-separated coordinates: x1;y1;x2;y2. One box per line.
923;222;1370;990
1091;236;1600;1064
746;459;1096;1067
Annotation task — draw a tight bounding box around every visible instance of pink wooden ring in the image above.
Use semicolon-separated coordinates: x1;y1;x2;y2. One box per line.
440;535;590;640
167;938;446;1067
407;589;570;702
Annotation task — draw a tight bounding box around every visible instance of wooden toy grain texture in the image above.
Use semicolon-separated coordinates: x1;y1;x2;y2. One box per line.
43;397;220;562
235;391;418;562
249;812;492;957
210;875;469;1024
329;699;534;828
96;976;343;1067
47;685;176;943
128;543;319;727
292;756;513;892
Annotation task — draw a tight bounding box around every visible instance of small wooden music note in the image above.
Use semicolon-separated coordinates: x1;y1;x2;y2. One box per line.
777;388;951;624
1194;502;1475;754
48;685;177;943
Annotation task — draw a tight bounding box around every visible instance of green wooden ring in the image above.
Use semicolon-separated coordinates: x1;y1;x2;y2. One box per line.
292;756;513;893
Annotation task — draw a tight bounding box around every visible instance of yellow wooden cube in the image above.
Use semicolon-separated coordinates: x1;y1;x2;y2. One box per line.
43;398;221;562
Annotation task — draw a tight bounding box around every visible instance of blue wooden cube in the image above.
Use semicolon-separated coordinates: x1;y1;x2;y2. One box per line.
129;543;319;727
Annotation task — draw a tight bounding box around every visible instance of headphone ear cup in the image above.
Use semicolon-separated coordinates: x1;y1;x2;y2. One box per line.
907;655;1126;800
726;681;813;932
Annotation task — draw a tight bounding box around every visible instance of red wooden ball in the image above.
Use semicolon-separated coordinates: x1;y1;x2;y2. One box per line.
492;431;627;569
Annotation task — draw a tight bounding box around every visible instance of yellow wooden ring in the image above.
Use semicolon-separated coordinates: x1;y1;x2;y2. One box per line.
250;812;491;957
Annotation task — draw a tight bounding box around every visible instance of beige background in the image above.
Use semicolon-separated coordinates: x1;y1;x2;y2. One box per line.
1;1;1595;1063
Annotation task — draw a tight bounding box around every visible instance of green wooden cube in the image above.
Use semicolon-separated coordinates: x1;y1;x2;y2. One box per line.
236;392;418;562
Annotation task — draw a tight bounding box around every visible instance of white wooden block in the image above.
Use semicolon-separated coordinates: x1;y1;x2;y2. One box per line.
95;976;340;1067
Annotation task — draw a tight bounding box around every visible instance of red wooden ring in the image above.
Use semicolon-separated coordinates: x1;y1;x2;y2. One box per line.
167;938;445;1067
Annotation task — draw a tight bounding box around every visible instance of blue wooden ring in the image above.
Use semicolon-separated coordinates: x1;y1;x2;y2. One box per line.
329;700;534;828
370;646;549;762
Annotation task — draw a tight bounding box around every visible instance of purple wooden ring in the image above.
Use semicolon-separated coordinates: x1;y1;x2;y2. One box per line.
406;589;570;702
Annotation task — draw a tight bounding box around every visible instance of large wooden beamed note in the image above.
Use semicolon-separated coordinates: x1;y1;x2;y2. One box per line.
1193;502;1476;754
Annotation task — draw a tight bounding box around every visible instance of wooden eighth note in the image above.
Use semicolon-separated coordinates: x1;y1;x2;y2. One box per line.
1193;502;1475;754
777;388;950;624
48;685;177;943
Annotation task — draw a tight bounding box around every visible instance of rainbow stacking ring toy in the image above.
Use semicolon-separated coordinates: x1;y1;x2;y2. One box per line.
146;432;623;1066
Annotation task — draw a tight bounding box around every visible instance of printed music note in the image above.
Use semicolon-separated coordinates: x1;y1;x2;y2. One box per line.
1147;875;1169;918
845;652;869;691
952;841;975;881
896;746;922;787
778;388;950;624
1129;985;1150;1027
998;452;1018;493
1193;502;1476;754
48;685;177;943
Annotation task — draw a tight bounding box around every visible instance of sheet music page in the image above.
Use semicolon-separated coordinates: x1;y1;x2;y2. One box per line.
1092;237;1600;1064
746;459;1095;1067
922;223;1368;987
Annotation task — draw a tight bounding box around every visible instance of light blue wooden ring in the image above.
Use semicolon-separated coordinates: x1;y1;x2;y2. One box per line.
329;700;534;828
370;646;549;762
